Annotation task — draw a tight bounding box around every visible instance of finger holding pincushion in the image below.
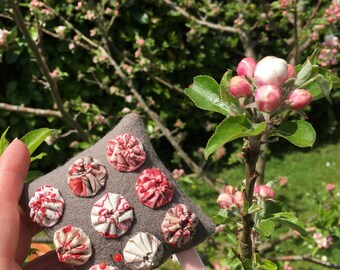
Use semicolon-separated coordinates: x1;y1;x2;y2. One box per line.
20;113;215;270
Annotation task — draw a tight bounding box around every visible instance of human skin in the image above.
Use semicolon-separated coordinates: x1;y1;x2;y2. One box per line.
0;139;73;270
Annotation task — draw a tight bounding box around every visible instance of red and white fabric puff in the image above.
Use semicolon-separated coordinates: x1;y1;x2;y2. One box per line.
135;168;174;209
123;232;163;270
88;263;119;270
53;225;92;266
29;185;65;227
161;204;198;248
106;133;146;172
67;156;107;197
91;192;134;238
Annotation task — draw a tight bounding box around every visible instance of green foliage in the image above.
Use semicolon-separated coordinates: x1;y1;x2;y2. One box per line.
205;116;266;158
271;120;316;147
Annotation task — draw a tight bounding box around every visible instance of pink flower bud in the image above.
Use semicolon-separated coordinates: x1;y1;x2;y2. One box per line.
326;182;336;191
236;57;257;78
287;64;296;79
217;193;234;209
233;191;245;208
225;185;236;194
287;89;313;110
254;56;288;86
257;185;275;199
255;85;282;112
229;76;252;98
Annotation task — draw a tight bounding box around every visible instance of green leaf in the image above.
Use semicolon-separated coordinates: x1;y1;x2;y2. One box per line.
262;200;283;219
309;46;320;64
271;120;316;147
316;74;332;103
184;75;235;115
241;258;253;270
255;219;275;238
30;152;48;162
21;128;53;155
220;70;238;104
25;170;43;183
258;260;278;270
205;116;266;159
295;59;312;86
271;212;307;237
0;127;10;156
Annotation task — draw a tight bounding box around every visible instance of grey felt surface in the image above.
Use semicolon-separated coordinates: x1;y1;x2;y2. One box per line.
20;113;216;270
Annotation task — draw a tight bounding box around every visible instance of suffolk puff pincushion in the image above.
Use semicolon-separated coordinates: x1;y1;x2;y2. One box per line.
20;113;215;270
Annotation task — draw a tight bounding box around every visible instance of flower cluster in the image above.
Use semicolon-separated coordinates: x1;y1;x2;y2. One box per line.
217;185;245;210
324;1;340;24
318;34;339;67
313;232;333;249
0;29;8;47
229;56;313;115
30;0;52;15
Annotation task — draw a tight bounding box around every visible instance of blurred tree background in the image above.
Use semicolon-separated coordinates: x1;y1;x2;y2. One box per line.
0;0;339;269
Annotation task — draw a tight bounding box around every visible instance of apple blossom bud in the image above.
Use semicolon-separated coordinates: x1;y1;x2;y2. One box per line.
236;57;257;78
255;85;282;112
326;182;336;191
287;64;296;79
217;193;234;209
254;56;288;86
287;89;313;110
225;185;236;194
229;76;252;98
257;185;275;199
233;191;245;208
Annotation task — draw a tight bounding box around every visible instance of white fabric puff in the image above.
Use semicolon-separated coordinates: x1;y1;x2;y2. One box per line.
91;192;134;238
123;232;163;270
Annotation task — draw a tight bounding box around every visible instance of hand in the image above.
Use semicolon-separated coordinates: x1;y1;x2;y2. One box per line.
0;139;73;270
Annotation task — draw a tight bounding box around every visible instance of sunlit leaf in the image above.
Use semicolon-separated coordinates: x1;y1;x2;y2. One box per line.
0;127;10;156
271;212;307;237
21;128;53;155
205;115;266;159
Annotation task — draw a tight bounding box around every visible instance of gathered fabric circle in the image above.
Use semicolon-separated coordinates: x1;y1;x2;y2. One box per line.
53;225;92;266
29;185;65;227
106;133;146;172
135;168;174;209
123;232;163;270
161;204;198;247
88;263;119;270
91;192;134;238
67;156;107;197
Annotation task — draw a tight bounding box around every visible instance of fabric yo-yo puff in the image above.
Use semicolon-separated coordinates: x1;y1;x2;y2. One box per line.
88;263;119;270
106;133;146;172
123;232;163;270
28;185;65;227
91;192;134;238
67;156;107;197
54;225;92;266
161;204;198;248
136;168;174;209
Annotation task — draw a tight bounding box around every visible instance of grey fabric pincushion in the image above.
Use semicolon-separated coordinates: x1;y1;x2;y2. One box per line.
20;113;215;270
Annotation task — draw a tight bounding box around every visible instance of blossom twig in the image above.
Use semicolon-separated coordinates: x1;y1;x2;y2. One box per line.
0;103;62;118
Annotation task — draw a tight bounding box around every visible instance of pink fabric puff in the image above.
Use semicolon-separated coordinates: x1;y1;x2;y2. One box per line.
67;156;107;197
106;133;146;172
53;225;92;266
91;192;134;238
29;185;65;227
135;168;174;209
161;204;198;248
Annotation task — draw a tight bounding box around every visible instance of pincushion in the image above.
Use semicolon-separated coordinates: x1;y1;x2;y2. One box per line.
20;113;215;270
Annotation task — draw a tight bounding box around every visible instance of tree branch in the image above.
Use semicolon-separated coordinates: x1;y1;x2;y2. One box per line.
46;4;219;192
162;0;256;58
7;0;88;141
0;103;62;118
271;255;340;269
